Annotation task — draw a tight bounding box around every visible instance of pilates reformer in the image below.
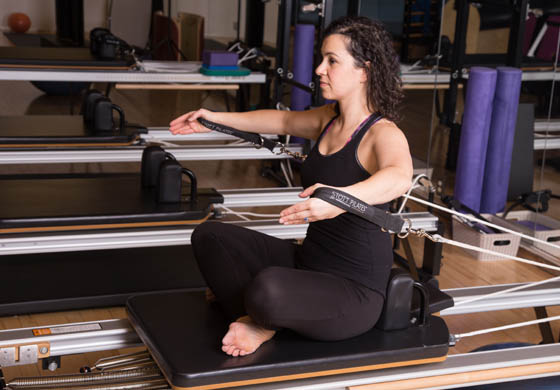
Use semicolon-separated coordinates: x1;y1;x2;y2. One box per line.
0;145;443;315
3;274;560;389
0;46;134;71
1;175;560;389
2;248;560;390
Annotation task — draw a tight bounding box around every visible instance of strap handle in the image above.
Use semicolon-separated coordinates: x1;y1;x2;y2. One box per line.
197;118;278;152
312;187;405;233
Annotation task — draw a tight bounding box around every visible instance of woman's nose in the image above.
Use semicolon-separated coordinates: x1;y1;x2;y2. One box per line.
315;61;325;76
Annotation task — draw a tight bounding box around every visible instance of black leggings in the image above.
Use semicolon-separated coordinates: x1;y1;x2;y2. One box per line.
191;221;384;341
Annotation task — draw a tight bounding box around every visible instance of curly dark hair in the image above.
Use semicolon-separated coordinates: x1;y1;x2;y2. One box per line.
324;16;403;122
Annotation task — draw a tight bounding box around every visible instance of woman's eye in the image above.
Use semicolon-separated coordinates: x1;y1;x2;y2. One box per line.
328;58;336;64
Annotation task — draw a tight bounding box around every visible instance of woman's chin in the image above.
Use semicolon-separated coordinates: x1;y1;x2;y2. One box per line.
320;91;333;100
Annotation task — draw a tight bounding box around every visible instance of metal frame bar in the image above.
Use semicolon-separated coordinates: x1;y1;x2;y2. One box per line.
0;68;266;84
0;212;439;256
141;128;279;142
441;281;560;316
534;135;560;150
2;320;560;389
0;144;304;164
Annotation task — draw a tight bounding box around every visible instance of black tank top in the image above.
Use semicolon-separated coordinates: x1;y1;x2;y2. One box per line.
298;112;393;297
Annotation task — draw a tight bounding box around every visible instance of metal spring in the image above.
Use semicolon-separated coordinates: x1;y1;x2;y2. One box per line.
45;378;170;390
7;366;161;388
93;351;151;370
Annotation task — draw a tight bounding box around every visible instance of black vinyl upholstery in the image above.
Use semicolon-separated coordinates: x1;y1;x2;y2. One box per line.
0;245;205;316
0;115;146;145
127;289;449;390
0;46;133;68
0;174;222;231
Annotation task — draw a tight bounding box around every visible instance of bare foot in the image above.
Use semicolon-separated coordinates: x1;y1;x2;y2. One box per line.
221;316;276;357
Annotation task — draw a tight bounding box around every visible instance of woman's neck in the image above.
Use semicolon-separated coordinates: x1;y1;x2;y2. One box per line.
336;94;372;131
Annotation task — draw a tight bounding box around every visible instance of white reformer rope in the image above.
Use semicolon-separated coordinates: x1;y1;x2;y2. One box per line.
215;205;280;221
398;193;560;343
406;194;560;251
454;275;560;307
455;314;560;340
397;173;429;214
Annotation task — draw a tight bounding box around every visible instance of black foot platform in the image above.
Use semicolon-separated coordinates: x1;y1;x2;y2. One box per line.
127;291;450;390
0;115;145;147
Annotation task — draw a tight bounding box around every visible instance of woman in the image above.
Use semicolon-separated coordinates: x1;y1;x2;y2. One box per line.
169;16;413;357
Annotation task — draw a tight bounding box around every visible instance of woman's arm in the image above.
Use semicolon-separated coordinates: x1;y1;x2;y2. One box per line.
169;104;336;140
279;123;413;224
342;123;413;203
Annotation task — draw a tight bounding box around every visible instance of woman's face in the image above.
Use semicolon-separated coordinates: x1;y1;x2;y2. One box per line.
315;34;367;101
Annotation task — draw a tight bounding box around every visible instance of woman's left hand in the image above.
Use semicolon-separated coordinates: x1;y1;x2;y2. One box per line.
279;184;344;224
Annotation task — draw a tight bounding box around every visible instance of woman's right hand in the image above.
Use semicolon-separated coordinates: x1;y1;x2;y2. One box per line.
169;108;214;135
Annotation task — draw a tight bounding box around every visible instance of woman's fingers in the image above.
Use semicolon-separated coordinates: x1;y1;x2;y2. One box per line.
169;109;212;134
169;112;190;127
279;197;344;224
279;201;313;224
278;210;312;224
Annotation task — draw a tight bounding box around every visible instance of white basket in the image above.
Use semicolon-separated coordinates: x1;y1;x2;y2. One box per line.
495;210;560;258
451;214;521;261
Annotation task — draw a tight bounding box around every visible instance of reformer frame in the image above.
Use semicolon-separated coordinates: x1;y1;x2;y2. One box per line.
1;279;560;389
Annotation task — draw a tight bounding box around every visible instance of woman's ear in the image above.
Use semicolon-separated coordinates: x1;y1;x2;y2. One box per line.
361;61;371;83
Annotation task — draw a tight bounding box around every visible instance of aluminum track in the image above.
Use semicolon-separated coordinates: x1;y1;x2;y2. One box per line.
0;144;304;164
0;68;266;83
2;319;560;389
0;212;438;256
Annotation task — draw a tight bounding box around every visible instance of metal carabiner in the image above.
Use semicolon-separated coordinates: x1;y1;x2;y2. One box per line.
253;136;265;149
396;218;413;239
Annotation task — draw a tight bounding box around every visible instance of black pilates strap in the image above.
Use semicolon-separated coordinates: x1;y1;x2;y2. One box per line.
198;118;278;152
312;187;405;233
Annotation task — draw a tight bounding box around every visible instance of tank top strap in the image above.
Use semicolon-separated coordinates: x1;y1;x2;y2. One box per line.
316;114;339;143
348;112;383;145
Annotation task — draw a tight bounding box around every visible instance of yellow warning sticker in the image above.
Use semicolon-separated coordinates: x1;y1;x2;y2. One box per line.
32;328;51;336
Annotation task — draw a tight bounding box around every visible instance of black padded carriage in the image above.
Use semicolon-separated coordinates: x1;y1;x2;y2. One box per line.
0;173;221;233
0;115;146;147
0;244;205;316
127;270;452;390
0;46;133;69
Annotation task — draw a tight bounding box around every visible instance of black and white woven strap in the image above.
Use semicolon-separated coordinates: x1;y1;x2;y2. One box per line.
312;187;405;233
197;118;278;152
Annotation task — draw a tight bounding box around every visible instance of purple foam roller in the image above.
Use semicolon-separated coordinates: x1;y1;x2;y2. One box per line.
480;67;522;214
454;67;497;213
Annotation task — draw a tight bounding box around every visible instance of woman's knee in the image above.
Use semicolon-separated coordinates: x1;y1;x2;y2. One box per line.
244;267;288;325
191;221;221;247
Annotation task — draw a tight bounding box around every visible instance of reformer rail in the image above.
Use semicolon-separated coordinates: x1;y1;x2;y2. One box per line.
2;286;560;388
0;282;556;358
0;212;439;256
0;144;305;164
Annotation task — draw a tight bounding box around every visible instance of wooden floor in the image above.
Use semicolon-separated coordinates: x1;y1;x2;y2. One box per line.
0;60;559;382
